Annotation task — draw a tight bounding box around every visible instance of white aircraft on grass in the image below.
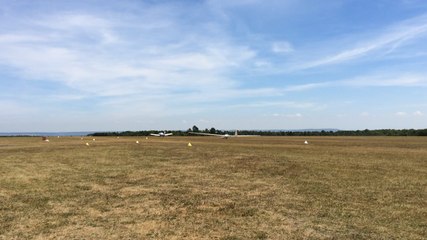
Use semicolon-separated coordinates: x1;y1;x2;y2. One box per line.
150;132;173;137
189;130;259;139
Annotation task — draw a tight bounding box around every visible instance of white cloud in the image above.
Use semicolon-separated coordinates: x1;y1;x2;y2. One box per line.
0;11;257;100
287;113;302;118
228;101;322;111
272;113;302;118
396;111;408;116
284;82;330;92
35;13;119;44
413;110;424;116
291;14;427;70
272;41;294;53
278;73;427;93
344;74;427;87
207;0;263;8
0;34;48;43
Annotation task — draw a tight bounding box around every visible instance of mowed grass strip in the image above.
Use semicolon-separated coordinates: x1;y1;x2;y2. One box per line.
0;136;426;239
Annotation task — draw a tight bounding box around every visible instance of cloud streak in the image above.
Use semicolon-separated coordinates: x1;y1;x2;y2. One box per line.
280;73;427;93
289;14;427;71
0;11;256;101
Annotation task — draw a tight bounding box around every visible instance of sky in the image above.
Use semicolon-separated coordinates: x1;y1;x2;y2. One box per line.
1;0;427;132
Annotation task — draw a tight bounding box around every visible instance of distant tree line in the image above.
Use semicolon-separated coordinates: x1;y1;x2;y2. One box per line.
89;126;427;136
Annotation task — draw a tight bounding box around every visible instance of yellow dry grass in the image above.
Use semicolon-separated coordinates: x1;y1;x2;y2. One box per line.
0;136;426;239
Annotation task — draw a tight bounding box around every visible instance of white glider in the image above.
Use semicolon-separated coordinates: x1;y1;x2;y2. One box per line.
189;130;259;139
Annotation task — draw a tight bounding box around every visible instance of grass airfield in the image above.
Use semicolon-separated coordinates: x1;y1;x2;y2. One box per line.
0;136;426;239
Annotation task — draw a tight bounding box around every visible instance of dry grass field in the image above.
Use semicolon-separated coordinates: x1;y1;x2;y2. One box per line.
0;136;426;239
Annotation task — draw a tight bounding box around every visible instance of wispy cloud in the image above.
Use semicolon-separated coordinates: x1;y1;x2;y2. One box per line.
272;113;302;118
47;14;118;44
283;82;331;92
280;73;427;93
413;110;424;116
343;74;427;87
396;111;408;116
396;111;426;117
271;41;294;54
0;10;257;101
228;101;321;110
290;14;427;70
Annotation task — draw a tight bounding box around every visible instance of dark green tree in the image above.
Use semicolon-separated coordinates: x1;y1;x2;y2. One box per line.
192;125;199;132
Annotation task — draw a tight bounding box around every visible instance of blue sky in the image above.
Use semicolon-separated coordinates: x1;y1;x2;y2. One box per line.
1;0;427;131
